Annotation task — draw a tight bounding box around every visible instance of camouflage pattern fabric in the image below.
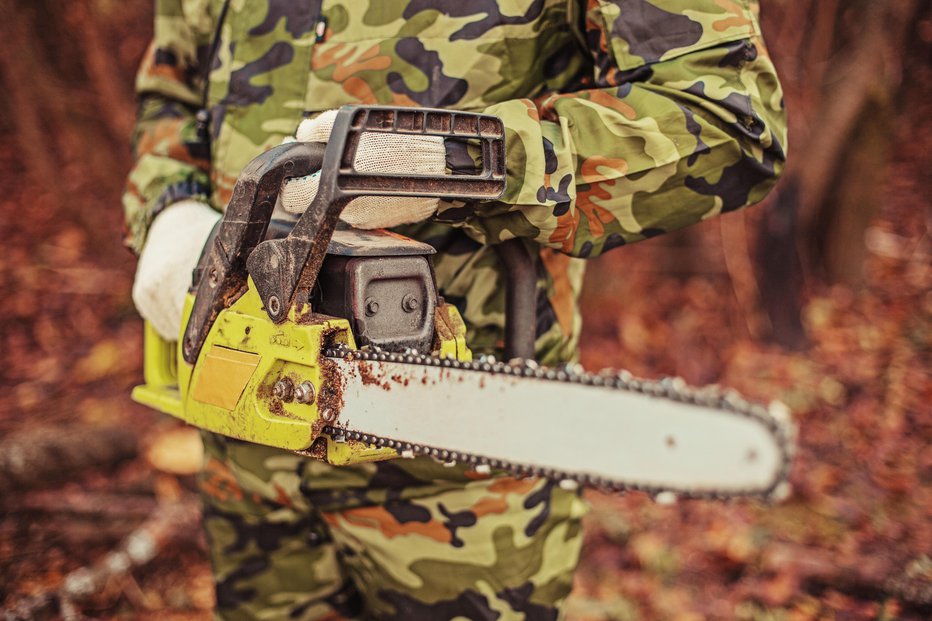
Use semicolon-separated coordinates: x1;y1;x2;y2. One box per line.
199;431;587;620
125;0;786;364
126;1;786;618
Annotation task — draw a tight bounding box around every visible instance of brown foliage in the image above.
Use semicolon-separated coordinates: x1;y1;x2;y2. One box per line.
0;0;930;619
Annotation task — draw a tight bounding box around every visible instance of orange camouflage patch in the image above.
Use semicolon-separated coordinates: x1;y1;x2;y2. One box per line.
471;496;508;517
576;181;616;240
581;155;629;184
468;477;540;517
313;43;392;82
712;0;754;33
464;468;494;480
540;250;577;339
488;477;538;496
136;120;209;170
138;42;189;85
549;175;619;253
588;90;637;120
273;484;295;509
329;505;452;543
199;458;244;503
342;76;380;104
520;98;541;122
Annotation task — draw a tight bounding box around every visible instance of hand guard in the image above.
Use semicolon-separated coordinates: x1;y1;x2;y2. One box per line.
132;200;221;340
280;109;447;229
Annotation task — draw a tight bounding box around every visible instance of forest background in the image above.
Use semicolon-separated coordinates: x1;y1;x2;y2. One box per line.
0;0;929;619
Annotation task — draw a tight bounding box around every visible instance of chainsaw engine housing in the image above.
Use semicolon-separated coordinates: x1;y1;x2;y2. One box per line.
313;228;438;353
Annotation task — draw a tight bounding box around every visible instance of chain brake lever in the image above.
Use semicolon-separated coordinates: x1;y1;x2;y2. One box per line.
181;141;325;364
247;105;506;323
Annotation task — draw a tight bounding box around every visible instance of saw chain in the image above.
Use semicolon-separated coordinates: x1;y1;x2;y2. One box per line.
322;343;796;503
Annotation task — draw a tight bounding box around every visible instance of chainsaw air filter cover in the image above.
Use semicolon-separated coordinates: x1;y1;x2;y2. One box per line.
313;227;438;353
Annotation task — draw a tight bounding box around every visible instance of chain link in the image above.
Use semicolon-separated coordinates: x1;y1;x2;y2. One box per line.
322;343;795;502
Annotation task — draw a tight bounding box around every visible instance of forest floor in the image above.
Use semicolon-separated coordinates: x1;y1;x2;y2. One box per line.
1;62;930;621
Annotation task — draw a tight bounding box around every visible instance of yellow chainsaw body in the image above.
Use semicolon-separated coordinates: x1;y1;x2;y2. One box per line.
132;277;472;465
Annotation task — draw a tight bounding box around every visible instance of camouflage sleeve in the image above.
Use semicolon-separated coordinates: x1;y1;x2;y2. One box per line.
436;0;787;258
122;0;213;254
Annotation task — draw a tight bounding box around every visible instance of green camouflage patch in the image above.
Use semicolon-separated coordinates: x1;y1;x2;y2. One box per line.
125;0;784;359
128;1;787;614
199;431;586;620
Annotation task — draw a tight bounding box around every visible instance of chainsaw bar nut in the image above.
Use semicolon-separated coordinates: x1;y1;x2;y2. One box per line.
294;381;316;405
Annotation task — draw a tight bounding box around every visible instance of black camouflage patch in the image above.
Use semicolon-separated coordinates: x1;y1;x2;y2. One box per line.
223;42;294;107
609;0;703;64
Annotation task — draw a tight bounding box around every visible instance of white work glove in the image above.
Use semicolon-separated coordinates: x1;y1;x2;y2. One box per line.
132;199;221;340
280;109;447;229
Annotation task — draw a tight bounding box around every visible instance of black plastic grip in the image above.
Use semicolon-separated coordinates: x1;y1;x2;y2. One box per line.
247;106;506;323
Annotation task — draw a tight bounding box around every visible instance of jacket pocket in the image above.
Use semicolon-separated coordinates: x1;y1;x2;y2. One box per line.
589;0;759;70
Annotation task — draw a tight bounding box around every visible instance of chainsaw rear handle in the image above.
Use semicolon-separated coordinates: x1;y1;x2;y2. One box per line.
247;105;507;324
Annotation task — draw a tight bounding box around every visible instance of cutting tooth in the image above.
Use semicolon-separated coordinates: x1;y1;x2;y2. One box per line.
443;460;458;468
401;449;415;459
768;400;792;425
771;482;792;502
558;479;579;491
723;389;746;409
474;463;492;475
654;491;678;505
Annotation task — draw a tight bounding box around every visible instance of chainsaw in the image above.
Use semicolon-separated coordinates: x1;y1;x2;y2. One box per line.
133;105;795;501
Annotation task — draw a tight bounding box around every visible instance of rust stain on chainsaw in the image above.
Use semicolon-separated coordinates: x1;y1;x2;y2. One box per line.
357;359;391;392
293;308;335;326
315;356;345;437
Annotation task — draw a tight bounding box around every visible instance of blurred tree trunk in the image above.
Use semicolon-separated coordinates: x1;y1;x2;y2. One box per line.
797;0;920;284
0;0;142;190
755;0;925;347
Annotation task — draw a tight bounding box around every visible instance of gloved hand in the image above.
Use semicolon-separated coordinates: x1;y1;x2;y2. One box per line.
280;109;447;229
132;199;221;340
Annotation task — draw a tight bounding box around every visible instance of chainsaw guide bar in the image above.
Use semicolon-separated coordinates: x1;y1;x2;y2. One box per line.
134;105;797;504
320;344;796;502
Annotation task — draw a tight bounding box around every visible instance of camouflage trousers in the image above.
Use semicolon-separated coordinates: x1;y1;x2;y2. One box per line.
198;431;588;621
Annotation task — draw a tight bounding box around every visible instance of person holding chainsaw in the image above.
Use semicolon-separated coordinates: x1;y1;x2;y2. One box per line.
127;1;786;619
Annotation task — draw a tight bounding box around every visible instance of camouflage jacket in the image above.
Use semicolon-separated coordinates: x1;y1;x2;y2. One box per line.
124;0;787;363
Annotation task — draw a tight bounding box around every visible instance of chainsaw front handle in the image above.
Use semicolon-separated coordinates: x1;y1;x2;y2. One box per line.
247;105;507;324
182;106;506;363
